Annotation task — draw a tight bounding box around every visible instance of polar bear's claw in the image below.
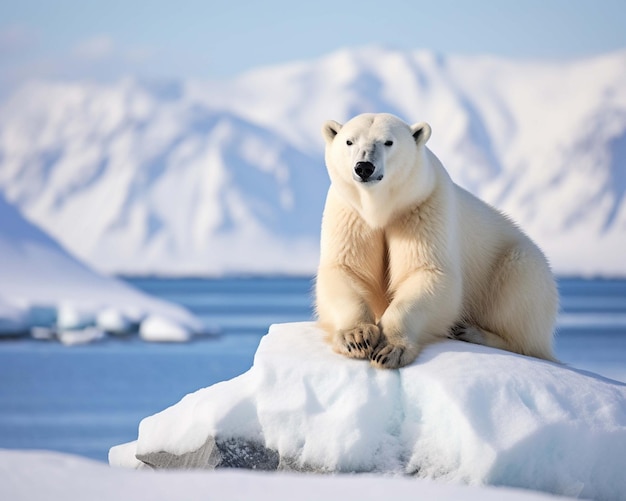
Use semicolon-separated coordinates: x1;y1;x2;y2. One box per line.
370;340;420;369
370;343;404;369
335;323;380;359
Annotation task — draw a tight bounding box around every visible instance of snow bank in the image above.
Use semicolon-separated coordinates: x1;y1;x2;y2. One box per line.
0;194;202;342
112;322;626;500
0;449;569;501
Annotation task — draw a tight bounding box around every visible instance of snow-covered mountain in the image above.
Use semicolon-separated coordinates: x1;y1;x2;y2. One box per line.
0;81;326;275
1;46;625;276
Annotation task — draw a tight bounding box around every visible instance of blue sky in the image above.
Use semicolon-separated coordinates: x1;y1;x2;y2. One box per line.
1;0;625;94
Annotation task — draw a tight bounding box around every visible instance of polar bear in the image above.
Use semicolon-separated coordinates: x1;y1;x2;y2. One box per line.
315;113;558;369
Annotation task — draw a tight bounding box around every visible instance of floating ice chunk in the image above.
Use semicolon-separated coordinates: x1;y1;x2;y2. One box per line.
96;307;136;335
57;327;106;346
0;297;29;335
57;303;96;330
26;304;57;327
139;315;193;343
30;326;57;340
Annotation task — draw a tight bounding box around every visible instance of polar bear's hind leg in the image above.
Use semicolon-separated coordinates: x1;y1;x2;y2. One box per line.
450;324;510;351
451;243;558;362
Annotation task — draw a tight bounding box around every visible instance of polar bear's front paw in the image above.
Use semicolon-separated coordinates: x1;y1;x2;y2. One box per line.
334;323;381;360
370;342;418;369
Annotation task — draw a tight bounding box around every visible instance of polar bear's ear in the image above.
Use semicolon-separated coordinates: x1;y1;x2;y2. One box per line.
410;122;432;147
322;120;343;144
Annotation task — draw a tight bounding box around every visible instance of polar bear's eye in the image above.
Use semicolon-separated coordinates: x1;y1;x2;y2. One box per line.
384;140;393;147
346;140;353;146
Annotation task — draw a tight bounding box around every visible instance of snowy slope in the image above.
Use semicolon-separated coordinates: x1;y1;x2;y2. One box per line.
111;322;626;500
1;47;625;275
0;193;200;335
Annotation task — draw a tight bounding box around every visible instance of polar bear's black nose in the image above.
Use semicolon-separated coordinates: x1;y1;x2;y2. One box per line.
354;161;375;181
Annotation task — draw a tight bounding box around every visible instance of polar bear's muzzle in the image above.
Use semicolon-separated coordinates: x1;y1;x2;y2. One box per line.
353;161;383;183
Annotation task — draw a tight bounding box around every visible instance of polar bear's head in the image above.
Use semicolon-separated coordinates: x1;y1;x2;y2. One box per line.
321;113;433;226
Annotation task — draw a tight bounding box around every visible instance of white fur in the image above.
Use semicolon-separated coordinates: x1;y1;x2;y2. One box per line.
315;113;558;369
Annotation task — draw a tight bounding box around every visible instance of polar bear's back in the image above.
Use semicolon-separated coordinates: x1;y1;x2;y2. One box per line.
454;184;549;273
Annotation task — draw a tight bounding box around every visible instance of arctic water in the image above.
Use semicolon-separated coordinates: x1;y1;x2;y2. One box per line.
0;276;625;463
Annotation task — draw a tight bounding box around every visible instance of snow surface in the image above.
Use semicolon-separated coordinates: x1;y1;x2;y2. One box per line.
0;449;568;501
1;47;625;276
0;193;201;339
112;322;626;500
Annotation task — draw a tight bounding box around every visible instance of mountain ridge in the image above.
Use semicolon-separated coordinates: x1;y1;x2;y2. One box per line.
1;46;625;275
